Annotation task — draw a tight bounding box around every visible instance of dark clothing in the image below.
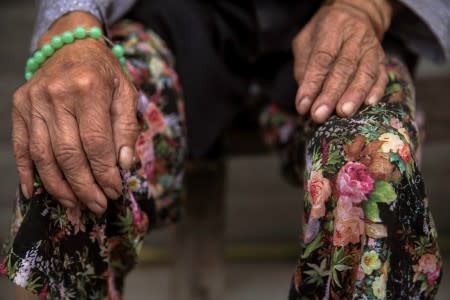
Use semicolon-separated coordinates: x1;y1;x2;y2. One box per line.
127;0;416;158
1;23;441;299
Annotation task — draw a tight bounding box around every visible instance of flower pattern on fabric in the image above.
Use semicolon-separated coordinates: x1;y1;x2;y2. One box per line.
1;21;186;299
307;171;332;219
286;58;441;299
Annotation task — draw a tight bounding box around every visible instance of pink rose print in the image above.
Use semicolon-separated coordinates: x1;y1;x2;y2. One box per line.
333;197;365;247
418;253;441;285
143;102;167;136
427;269;441;286
307;171;332;219
336;162;375;204
418;254;438;274
136;102;167;180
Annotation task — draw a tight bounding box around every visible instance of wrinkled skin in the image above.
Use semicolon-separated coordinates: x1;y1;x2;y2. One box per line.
12;12;139;215
11;3;391;215
11;2;393;299
293;2;390;123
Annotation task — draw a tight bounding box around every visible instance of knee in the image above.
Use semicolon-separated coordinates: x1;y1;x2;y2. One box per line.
306;102;419;184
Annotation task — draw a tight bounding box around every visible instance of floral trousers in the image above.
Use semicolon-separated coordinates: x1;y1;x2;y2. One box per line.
1;21;442;299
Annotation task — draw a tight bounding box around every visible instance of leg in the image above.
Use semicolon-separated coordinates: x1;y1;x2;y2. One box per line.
289;57;442;299
1;21;186;299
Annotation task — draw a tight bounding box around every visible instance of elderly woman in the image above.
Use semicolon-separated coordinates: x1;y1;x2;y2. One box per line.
2;0;449;299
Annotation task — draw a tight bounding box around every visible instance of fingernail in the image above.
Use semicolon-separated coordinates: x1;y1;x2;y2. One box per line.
104;187;121;200
59;199;76;208
314;105;329;122
298;97;312;113
342;102;355;116
119;146;134;170
21;184;30;199
367;95;378;105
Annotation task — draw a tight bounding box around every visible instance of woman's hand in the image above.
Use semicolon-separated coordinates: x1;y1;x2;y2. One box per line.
293;0;393;123
12;12;139;215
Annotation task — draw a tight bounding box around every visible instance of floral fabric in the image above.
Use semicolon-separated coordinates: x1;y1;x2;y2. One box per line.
1;21;186;299
282;58;442;299
1;20;441;300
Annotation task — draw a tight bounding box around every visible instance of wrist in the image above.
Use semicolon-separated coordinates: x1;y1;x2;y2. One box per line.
37;11;103;48
27;23;126;81
327;0;393;38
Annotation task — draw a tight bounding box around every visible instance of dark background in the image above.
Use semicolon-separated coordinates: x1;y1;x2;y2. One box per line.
0;1;449;299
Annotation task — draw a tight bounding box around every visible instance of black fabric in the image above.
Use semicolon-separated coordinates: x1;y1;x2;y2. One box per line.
126;0;416;159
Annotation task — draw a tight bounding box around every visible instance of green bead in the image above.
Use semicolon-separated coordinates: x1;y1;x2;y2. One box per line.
26;58;39;72
89;26;102;39
41;43;54;57
51;36;63;49
119;56;127;65
74;26;87;39
33;51;46;64
112;44;125;58
25;72;33;81
62;31;74;44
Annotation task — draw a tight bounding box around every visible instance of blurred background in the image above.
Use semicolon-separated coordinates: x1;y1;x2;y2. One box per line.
0;1;449;299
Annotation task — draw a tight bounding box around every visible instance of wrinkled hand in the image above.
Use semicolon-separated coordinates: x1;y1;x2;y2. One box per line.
293;1;392;123
12;34;139;215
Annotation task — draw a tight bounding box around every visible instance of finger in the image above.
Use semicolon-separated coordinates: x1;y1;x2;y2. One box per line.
111;77;139;170
29;114;77;208
11;106;34;199
365;64;388;105
48;108;107;215
295;32;341;115
77;81;122;200
293;30;313;111
336;49;381;117
310;41;362;123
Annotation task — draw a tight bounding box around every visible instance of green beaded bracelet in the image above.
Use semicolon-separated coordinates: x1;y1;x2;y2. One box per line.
25;26;126;81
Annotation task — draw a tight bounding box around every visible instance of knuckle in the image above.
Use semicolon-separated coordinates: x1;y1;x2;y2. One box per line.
54;143;79;168
12;137;27;159
47;79;67;98
29;140;48;165
12;88;26;107
82;131;109;154
338;55;357;68
352;86;369;100
355;87;367;101
303;76;324;92
119;118;140;139
28;84;43;100
361;67;378;82
73;70;99;91
334;59;357;78
322;87;341;100
93;167;118;187
313;50;335;69
91;162;112;178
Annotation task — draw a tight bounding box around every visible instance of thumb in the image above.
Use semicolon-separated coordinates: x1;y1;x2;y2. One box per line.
111;77;139;170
